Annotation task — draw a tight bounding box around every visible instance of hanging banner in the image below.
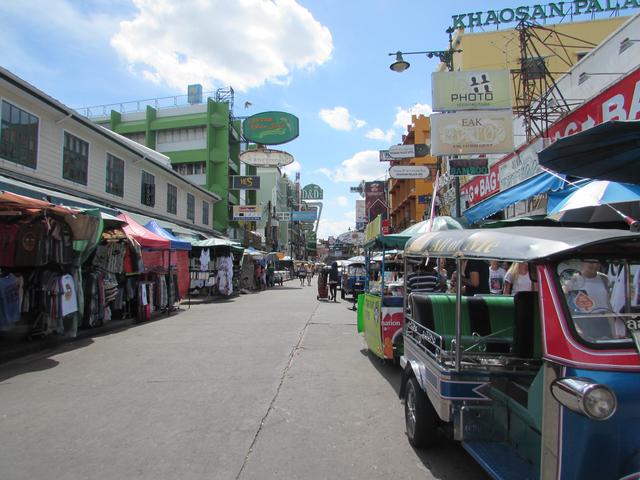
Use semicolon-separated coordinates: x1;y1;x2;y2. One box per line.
431;110;514;155
432;70;512;110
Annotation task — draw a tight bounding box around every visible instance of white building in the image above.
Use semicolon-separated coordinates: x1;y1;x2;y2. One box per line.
0;66;221;235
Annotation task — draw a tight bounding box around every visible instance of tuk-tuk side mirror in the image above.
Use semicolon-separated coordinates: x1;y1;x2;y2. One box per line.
550;377;617;421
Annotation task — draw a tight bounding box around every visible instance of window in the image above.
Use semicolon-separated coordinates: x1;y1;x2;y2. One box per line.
156;127;206;144
122;132;146;145
187;193;195;221
202;201;209;225
167;183;177;214
0;101;38;168
63;132;89;185
105;153;124;197
141;170;155;206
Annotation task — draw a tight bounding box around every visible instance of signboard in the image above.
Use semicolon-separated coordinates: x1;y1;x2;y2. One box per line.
379;150;394;162
337;231;364;245
498;137;545;191
275;211;291;221
432;70;512;111
365;181;387;222
417;195;430;204
548;66;640;141
449;158;489;176
231;175;261;190
365;215;382;243
290;210;317;222
307;231;317;245
232;205;261;221
242;111;299;145
239;148;294;167
187;84;203;104
451;2;640;29
388;144;430;159
382;219;390;235
301;183;323;200
431;110;514;155
389;165;431;179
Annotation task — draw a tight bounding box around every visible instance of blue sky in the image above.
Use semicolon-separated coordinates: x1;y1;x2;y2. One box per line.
0;0;581;238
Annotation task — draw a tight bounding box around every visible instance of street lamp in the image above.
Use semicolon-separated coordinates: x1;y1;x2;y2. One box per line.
388;28;463;217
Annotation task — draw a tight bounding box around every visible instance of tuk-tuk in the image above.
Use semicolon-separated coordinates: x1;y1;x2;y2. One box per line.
399;226;640;479
341;262;368;300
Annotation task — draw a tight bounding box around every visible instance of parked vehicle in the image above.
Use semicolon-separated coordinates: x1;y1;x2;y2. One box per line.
341;262;368;300
399;226;640;480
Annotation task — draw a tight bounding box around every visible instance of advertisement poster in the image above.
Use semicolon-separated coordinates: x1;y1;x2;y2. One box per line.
381;307;403;359
362;294;383;357
431;110;514;155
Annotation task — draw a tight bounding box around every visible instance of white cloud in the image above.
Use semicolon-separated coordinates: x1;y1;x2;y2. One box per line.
315;150;387;183
365;128;395;143
318;106;366;131
281;160;302;177
393;103;433;129
111;0;333;91
317;218;353;239
337;196;349;207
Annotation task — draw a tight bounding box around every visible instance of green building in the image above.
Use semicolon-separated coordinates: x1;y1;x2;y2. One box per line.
82;86;243;237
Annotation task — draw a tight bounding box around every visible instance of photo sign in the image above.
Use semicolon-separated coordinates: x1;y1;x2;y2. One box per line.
430;110;514;155
242;111;299;145
432;70;512;111
301;183;323;200
231;175;261;190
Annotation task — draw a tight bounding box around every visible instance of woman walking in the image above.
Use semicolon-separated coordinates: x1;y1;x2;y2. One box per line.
306;263;313;286
328;262;340;301
298;263;307;286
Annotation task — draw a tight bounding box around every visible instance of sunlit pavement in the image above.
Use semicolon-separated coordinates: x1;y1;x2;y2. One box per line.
0;280;487;480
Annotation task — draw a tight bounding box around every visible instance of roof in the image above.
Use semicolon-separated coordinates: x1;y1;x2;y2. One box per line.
404;226;640;262
0;66;220;203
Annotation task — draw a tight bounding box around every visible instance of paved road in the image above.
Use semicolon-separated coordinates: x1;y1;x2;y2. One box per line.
0;280;488;480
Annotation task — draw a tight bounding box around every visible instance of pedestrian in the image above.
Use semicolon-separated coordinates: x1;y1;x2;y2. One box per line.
451;259;490;296
488;260;507;294
503;262;535;295
306;263;313;285
329;261;340;301
266;261;275;287
298;263;307;286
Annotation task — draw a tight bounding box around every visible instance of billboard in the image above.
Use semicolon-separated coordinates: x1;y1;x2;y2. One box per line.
231;175;261;190
432;70;512;111
365;181;387;222
232;205;262;221
242;111;299;145
430;110;514;155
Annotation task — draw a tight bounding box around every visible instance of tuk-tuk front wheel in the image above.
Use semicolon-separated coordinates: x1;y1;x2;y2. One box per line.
405;376;438;448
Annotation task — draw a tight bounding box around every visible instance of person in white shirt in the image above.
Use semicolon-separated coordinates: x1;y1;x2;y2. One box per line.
503;262;535;295
488;260;507;295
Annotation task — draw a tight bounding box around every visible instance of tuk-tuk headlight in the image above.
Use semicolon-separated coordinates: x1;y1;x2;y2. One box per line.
583;386;616;420
551;377;617;421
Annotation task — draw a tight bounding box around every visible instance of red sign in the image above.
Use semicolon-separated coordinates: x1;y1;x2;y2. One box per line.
548;66;640;140
382;219;390;235
365;181;387;222
461;167;500;206
381;309;403;359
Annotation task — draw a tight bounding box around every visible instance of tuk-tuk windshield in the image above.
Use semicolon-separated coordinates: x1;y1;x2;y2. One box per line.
349;265;366;276
557;259;638;347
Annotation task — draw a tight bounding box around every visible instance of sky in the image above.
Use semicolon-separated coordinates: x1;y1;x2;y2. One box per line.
0;0;590;239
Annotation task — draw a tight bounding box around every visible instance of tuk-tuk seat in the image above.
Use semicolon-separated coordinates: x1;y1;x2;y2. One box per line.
410;294;515;352
512;292;542;359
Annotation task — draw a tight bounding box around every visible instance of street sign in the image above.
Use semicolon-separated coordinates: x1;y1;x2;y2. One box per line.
291;210;318;222
242;111;299;145
276;212;291;221
301;184;323;200
230;175;261;189
449;158;489;176
388;144;430;159
232;205;262;221
239;148;294;167
379;150;393;162
389;165;431;179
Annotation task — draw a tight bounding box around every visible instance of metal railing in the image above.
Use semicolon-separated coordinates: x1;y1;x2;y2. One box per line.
75;86;234;118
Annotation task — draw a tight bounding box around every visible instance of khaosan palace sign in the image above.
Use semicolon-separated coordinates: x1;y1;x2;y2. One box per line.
452;1;640;29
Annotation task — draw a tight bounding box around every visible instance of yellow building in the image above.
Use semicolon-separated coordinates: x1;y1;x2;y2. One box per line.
389;115;437;231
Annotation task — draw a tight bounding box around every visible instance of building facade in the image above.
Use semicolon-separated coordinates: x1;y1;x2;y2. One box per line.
388;114;438;231
82;88;242;236
0;67;219;233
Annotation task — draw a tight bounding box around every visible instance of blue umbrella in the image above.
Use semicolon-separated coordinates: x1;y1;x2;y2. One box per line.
547;180;640;224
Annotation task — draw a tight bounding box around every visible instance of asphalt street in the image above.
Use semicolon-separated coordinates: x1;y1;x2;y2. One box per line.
0;279;488;480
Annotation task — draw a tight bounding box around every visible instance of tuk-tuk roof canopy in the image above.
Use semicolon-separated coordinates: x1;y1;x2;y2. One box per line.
404;226;640;262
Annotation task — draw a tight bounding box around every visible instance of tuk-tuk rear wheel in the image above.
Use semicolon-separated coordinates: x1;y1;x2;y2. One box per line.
405;377;438;449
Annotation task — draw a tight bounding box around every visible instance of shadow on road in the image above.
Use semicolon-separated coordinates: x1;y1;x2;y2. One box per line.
362;348;402;395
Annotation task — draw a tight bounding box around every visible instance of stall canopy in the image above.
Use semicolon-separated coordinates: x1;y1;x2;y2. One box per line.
144;220;192;250
118;213;170;249
192;237;243;253
538;120;640;184
463;172;566;225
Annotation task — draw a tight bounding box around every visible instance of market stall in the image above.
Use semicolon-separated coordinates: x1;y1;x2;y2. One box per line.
144;220;191;300
190;237;243;296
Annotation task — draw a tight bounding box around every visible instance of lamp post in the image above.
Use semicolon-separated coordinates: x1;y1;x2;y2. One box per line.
388;28;463;217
